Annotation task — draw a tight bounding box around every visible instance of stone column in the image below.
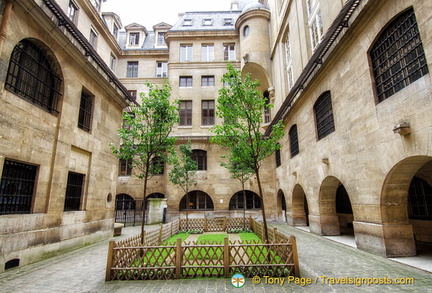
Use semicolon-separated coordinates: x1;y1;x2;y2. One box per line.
147;198;167;225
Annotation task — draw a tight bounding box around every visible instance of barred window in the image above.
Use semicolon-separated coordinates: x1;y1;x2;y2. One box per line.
5;39;62;114
78;90;93;132
64;172;84;211
275;148;281;168
229;190;261;210
179;100;192;126
289;125;299;157
192;150;207;170
0;160;37;215
314;91;335;140
408;176;432;220
370;8;429;103
180;191;214;210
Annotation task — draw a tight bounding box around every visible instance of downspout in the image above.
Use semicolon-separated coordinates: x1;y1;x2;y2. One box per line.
0;0;14;53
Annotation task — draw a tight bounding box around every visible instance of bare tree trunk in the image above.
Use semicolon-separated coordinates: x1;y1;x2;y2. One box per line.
140;164;149;245
255;169;269;243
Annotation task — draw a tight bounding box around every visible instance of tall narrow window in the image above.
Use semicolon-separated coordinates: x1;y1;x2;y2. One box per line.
180;45;193;62
151;157;165;175
224;43;235;61
113;24;119;39
89;27;98;48
156;62;168;77
110;54;116;71
179;100;192;126
64;172;84;211
289;125;299;157
5;39;62;114
78;90;93;132
0;160;37;215
306;0;323;50
370;8;429;103
179;76;192;87
192;150;207;170
408;176;432;220
201;44;214;61
285;33;294;90
264;91;270;123
67;0;78;23
201;100;215;126
314;91;335;140
157;32;166;46
129;33;140;46
127;61;138;78
275;148;281;167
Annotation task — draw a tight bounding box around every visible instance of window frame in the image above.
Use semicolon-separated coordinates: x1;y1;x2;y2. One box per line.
67;0;79;23
314;91;335;140
179;100;192;126
201;75;215;87
156;61;168;77
289;124;300;157
126;61;139;78
179;76;193;87
64;171;85;211
78;89;94;132
201;44;214;62
192;150;207;171
119;159;132;176
201;100;215;126
180;44;193;62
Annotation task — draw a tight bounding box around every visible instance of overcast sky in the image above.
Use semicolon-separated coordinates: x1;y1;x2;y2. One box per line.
102;0;233;29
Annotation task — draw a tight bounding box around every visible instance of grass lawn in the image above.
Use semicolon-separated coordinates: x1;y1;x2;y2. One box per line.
164;232;190;244
196;234;228;243
239;232;261;242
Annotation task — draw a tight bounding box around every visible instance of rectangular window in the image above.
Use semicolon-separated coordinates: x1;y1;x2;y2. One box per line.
180;45;193;62
127;90;137;101
179;76;193;87
0;160;37;215
275;149;281;167
113;24;119;39
110;53;116;71
285;33;294;90
307;0;323;50
64;172;84;211
157;32;166;46
78;90;93;132
129;32;140;46
119;159;132;176
67;0;78;23
179;100;192;126
89;27;98;48
201;44;214;62
202;100;215;125
183;19;193;26
203;19;213;26
127;61;138;78
201;76;215;87
224;18;233;26
224;43;235;61
156;62;168;77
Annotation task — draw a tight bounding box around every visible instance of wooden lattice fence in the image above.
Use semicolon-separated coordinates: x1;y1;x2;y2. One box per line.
106;217;299;281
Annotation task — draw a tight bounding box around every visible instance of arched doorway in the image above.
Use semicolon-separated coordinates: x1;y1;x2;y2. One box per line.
291;184;309;226
115;194;140;226
319;176;354;236
277;189;287;222
381;156;432;256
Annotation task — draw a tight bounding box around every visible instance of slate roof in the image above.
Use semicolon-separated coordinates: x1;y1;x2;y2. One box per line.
170;11;242;32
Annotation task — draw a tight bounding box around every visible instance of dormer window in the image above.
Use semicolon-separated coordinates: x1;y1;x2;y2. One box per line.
129;33;140;46
183;19;192;26
203;19;213;26
113;24;119;39
157;32;166;46
224;18;233;26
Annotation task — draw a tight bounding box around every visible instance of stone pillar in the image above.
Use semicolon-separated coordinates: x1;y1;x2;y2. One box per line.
147;198;167;225
0;1;14;53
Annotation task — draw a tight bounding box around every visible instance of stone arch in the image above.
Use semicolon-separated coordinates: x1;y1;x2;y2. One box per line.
242;62;270;92
380;155;432;256
179;190;214;211
276;189;287;222
319;176;354;236
228;190;261;210
291;184;309;226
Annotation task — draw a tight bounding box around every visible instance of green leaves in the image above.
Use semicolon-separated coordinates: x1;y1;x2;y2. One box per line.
168;140;198;194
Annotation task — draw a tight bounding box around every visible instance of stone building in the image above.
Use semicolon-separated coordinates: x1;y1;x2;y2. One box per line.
1;0;431;272
0;0;133;272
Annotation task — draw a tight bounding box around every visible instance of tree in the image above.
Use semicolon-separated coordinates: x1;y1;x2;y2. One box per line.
111;82;178;244
221;150;254;229
168;140;198;231
211;64;285;242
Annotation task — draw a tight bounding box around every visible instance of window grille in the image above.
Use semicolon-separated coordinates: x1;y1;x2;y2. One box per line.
0;160;37;215
192;150;207;170
289;125;299;157
180;191;214;210
5;39;62;114
370;8;429;102
314;91;335;140
78;91;93;132
179;100;192;126
64;172;84;211
229;191;261;210
408;176;432;220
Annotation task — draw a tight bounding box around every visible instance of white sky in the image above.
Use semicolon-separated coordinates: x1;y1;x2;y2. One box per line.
102;0;233;30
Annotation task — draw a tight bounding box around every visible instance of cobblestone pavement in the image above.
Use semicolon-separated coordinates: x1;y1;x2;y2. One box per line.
0;224;430;292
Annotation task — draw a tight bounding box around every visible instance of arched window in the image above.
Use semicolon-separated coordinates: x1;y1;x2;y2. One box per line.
289;124;299;157
229;190;261;210
370;8;428;103
115;194;136;210
5;39;62;114
408;176;432;220
192;150;207;170
314;91;335;140
180;191;214;210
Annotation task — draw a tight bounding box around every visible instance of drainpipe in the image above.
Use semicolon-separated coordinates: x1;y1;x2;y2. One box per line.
0;0;14;53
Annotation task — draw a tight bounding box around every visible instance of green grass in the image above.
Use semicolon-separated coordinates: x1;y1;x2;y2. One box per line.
164;232;190;244
239;232;261;242
196;234;228;243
